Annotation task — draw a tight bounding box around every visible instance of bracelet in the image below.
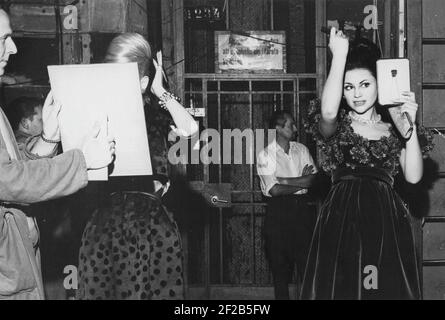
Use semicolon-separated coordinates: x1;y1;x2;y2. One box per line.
158;91;180;110
40;133;61;144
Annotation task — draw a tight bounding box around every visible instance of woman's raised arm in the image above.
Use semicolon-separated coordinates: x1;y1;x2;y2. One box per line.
320;28;349;138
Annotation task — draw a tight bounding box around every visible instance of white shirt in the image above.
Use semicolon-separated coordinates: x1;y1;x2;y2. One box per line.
256;140;317;197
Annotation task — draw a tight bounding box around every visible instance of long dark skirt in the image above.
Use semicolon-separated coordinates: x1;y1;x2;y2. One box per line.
76;192;184;300
301;167;421;300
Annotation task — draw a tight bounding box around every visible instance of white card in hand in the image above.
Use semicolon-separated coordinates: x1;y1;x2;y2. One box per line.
48;63;152;181
377;58;411;106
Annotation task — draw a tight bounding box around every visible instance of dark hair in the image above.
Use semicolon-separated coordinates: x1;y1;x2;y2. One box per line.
341;38;387;117
6;96;43;130
269;111;292;129
345;38;381;78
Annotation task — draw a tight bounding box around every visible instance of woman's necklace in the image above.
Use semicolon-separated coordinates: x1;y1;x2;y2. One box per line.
348;111;382;125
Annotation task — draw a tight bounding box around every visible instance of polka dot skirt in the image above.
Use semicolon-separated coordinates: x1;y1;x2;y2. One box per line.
76;192;184;300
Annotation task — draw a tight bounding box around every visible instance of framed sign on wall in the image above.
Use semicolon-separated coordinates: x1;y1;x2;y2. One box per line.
215;31;286;73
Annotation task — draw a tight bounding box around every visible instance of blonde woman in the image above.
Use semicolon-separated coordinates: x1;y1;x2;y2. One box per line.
77;33;197;300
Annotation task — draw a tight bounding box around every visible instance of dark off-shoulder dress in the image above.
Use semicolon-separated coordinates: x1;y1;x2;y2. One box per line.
301;100;434;300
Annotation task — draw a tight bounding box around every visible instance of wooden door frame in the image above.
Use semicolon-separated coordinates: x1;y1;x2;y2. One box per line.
160;0;191;297
315;0;327;97
406;0;424;296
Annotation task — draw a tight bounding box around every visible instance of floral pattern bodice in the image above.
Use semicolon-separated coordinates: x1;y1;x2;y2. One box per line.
145;103;175;182
304;99;434;176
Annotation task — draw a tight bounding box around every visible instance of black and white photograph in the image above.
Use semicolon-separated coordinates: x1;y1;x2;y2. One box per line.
0;0;444;304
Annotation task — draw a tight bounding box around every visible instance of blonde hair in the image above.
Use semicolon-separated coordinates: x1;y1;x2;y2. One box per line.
104;33;153;79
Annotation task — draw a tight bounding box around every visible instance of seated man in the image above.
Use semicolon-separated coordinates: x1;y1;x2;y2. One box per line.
257;111;317;300
5;96;44;151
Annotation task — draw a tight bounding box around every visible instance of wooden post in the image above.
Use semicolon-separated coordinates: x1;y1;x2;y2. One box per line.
315;0;327;98
161;0;185;102
406;0;423;299
62;34;81;64
81;34;92;64
383;0;392;58
161;0;188;299
406;0;422;122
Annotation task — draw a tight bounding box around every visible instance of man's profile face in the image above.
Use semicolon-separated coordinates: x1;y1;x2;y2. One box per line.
0;10;17;76
27;106;43;136
276;114;297;141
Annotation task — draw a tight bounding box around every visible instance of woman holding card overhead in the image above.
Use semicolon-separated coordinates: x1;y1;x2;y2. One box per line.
76;33;198;300
301;29;433;300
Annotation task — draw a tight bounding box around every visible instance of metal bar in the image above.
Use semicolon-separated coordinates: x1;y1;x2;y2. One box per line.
204;211;210;291
229;203;268;207
293;79;298;125
406;0;423;123
249;80;255;284
202;75;211;298
296;78;301;138
294;75;301;297
185;73;319;80
218;80;222;179
231;190;264;194
315;0;327;98
219;210;223;284
225;0;230;30
186;90;317;95
383;0;392;58
423;260;445;267
217;79;224;284
398;0;406;57
423;39;445;45
270;0;274;31
423;83;445;89
424;216;445;223
251;204;256;284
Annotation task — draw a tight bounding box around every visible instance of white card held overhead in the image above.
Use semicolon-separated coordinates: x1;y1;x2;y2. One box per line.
48;63;152;181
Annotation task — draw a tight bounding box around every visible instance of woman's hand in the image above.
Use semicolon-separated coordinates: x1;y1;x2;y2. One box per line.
329;27;349;58
41;91;62;141
151;51;167;99
168;126;180;142
393;91;418;124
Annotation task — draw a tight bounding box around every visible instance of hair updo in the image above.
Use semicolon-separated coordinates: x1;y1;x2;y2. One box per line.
105;33;158;105
345;38;381;78
104;33;154;80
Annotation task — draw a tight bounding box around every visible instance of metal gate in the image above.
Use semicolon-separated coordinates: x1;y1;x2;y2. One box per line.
182;73;319;299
